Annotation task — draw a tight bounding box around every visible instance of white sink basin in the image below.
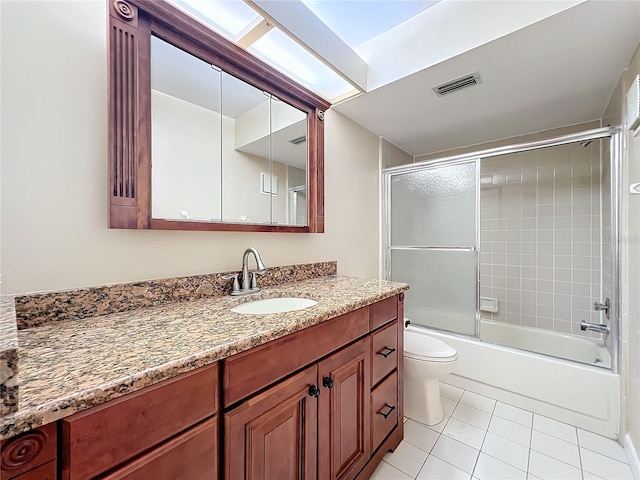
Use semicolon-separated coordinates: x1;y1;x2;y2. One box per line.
231;297;318;315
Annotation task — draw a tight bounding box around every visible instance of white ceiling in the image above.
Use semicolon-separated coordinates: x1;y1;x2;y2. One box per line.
299;0;440;49
333;0;640;155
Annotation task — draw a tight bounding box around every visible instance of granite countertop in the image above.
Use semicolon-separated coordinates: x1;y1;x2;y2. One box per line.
0;296;19;417
0;276;408;440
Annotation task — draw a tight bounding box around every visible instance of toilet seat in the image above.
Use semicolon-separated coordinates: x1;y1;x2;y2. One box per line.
404;331;457;362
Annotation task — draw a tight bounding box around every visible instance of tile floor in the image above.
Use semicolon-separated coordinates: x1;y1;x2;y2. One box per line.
371;383;634;480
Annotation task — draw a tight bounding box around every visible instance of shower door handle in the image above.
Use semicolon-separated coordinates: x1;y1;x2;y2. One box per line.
593;298;610;319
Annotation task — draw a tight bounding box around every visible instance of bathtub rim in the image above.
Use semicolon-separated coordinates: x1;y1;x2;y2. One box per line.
404;321;613;372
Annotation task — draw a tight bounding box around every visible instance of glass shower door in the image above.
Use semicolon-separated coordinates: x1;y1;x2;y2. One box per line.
388;161;478;335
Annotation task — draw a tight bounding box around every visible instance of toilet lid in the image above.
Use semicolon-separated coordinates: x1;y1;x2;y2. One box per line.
404;331;457;360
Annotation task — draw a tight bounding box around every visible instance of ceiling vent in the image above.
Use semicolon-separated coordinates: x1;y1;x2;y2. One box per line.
288;135;307;145
433;71;482;97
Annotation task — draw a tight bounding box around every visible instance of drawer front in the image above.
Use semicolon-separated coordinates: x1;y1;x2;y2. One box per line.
1;423;57;480
102;417;218;480
62;363;218;480
10;461;55;480
223;307;369;407
371;321;398;387
371;371;398;451
369;296;397;330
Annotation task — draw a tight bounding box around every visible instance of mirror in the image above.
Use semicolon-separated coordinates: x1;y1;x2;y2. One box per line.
107;0;328;232
150;36;308;226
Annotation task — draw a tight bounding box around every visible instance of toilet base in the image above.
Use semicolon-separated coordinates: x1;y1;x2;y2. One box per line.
404;377;445;426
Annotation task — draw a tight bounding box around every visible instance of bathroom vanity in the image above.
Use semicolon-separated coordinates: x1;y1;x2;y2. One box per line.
0;272;407;480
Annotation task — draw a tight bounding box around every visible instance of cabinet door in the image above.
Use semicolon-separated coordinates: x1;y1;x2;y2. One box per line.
318;338;371;480
224;365;318;480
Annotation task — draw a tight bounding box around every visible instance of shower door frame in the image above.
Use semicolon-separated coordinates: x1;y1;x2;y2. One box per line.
383;126;622;373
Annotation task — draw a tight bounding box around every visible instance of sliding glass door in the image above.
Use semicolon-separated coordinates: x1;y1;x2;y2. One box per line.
387;161;478;335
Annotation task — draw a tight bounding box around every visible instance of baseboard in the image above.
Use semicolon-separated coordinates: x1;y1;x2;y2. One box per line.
625;434;640;479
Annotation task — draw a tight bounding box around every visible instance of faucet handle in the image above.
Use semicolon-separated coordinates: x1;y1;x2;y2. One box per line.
250;270;266;290
221;273;241;293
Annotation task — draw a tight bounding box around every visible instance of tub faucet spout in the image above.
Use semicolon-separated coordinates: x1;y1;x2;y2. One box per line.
580;321;610;334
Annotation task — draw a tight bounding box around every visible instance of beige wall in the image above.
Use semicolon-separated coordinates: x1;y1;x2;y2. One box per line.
0;0;380;294
621;44;640;455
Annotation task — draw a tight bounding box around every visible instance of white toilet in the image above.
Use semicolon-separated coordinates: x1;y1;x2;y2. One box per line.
404;327;458;425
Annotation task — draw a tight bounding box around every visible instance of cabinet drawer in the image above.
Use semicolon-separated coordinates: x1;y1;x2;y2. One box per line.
10;461;55;480
371;371;398;451
223;307;368;406
370;296;397;330
102;416;218;480
1;423;57;480
62;363;218;480
371;321;398;387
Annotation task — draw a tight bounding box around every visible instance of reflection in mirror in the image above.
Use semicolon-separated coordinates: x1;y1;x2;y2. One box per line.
231;88;308;225
149;35;308;226
221;72;272;224
150;35;223;221
272;99;308;226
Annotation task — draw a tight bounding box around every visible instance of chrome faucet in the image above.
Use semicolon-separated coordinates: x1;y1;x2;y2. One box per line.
223;247;267;295
580;321;610;334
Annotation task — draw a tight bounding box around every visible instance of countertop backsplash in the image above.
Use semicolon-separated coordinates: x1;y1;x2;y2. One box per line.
14;261;337;330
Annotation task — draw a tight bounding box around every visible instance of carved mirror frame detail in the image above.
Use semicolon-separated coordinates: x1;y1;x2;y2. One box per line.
108;0;330;233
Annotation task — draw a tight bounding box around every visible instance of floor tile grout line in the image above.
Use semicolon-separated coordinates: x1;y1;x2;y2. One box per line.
426;448;482;478
413;452;430;480
467;388;495;478
529;441;585;470
491;410;534;429
488;426;532;449
527;419;534;476
577;440;632;465
575;430;586;477
481;449;529;475
531;413;580;445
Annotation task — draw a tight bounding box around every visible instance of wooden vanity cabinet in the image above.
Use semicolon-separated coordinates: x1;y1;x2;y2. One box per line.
224;365;319;479
60;363;219;480
0;423;57;480
318;338;371;480
2;293;404;480
223;293;404;480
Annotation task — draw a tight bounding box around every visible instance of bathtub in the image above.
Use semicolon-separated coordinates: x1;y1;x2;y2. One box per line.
406;322;620;438
479;319;611;368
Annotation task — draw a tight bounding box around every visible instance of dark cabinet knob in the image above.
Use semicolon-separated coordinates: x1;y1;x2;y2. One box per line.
377;347;396;358
377;404;396;419
308;385;320;398
322;377;334;389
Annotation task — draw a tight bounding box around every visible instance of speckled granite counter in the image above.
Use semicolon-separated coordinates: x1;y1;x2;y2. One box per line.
0;276;408;440
0;296;19;416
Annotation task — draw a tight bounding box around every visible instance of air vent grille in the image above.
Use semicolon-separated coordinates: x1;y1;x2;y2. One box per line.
433;71;482;97
288;135;307;145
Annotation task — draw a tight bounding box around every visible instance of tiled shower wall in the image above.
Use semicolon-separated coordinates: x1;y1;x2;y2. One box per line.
479;141;605;337
381;138;413;169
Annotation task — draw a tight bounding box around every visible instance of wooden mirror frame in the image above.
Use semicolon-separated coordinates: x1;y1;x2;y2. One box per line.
108;0;330;233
